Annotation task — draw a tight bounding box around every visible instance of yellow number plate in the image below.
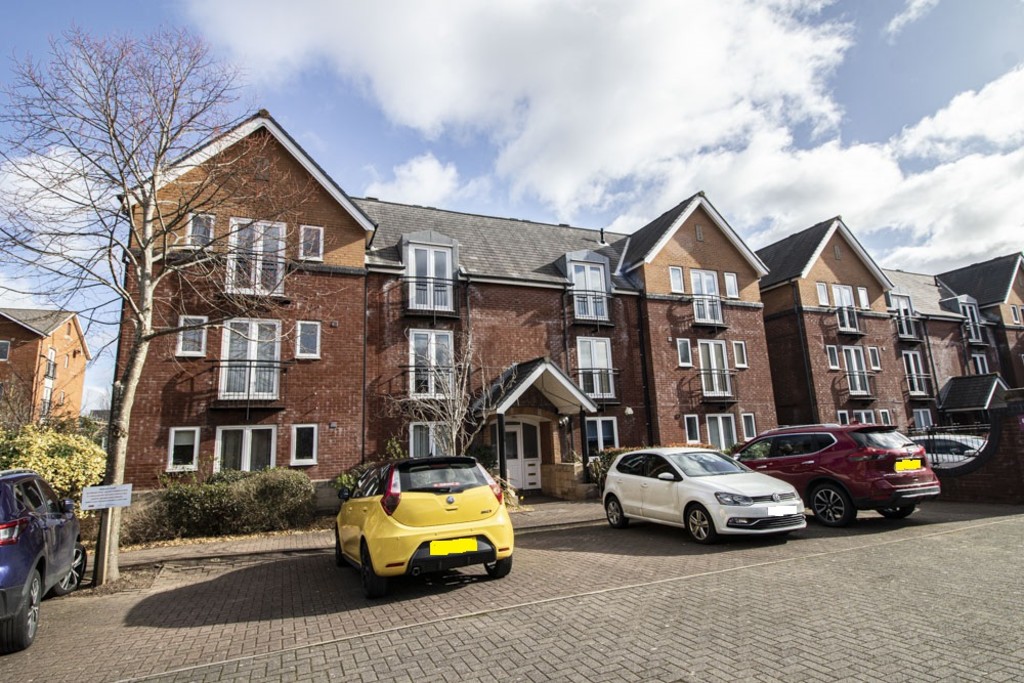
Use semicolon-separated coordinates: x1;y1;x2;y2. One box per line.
430;538;478;556
895;459;921;472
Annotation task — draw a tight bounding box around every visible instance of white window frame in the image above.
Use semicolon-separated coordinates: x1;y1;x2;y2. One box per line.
816;282;830;307
1012;305;1020;325
857;287;870;309
684;414;700;443
572;262;609;321
843;345;870;395
219;319;282;400
0;340;9;362
586;417;619;452
299;225;324;262
732;341;748;368
677;339;693;367
741;413;756;440
961;302;983;342
167;427;201;472
290;424;318;465
903;350;928;395
878;409;892;426
295;321;321;359
669;266;685;294
691;269;723;324
868;346;881;371
913;408;933;429
699;340;732;398
226;218;286;296
215;425;277;472
408;245;454;312
971;353;989;374
410;422;445;458
187;213;214;248
837;410;850;425
826;345;840;370
410;329;453;397
176;315;208;357
577;337;615;399
724;272;739;299
705;414;737;451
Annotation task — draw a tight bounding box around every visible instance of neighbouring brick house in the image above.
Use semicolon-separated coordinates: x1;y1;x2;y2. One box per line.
0;307;91;423
756;218;904;428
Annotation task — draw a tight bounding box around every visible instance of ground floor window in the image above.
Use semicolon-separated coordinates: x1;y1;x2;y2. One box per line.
837;410;850;425
684;414;700;443
291;424;318;465
706;414;737;451
410;422;447;458
741;413;756;440
217;426;276;472
853;410;875;424
878;409;892;425
167;427;200;471
586;417;618;454
913;408;933;429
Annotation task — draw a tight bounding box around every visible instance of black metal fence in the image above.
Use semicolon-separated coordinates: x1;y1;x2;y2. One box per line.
906;424;990;468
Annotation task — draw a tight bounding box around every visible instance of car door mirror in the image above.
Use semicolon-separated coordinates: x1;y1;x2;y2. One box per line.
61;499;75;514
337;487;352;501
657;471;678;482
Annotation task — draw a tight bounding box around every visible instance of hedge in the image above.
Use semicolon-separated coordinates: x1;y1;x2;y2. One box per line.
0;425;106;505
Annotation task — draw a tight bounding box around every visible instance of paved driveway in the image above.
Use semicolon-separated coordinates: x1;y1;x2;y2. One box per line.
2;502;1022;682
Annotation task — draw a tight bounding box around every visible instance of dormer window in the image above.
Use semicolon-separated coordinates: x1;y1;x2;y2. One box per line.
960;302;983;343
572;262;608;321
409;245;453;312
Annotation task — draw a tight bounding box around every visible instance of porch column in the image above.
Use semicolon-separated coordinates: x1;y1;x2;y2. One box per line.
497;412;508;483
579;409;591;484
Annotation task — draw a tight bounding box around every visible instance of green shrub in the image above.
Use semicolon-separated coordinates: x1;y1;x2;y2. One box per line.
0;425;106;505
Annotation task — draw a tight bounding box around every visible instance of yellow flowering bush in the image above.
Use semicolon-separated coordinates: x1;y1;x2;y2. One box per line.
0;425;106;503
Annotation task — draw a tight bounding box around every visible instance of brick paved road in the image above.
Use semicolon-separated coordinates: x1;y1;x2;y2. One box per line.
2;503;1022;682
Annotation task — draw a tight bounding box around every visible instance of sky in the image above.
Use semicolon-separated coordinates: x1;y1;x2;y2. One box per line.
1;0;1023;411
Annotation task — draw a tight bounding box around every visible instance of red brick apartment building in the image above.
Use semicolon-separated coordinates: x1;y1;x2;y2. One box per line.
0;308;91;422
118;112;779;494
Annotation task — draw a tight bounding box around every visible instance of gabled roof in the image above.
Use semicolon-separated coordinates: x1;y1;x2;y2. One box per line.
0;308;92;359
137;110;376;234
757;217;894;292
936;252;1024;308
938;374;1008;412
356;199;633;289
617;192;768;277
474;357;598;416
883;269;964;319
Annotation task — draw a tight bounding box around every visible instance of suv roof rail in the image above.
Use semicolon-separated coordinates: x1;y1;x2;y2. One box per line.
762;423;842;433
0;468;38;477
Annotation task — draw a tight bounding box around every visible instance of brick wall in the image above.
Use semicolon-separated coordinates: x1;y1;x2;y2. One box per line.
0;320;41;412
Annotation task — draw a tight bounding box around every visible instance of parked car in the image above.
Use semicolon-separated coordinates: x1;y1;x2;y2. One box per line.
602;447;806;544
335;456;514;598
910;434;986;467
0;469;87;653
734;424;940;527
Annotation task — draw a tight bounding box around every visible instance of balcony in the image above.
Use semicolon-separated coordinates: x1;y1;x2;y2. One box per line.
699;369;737;403
963;321;985;345
213;359;285;410
895;314;921;342
402;276;459;318
905;373;934;400
844;371;875;401
402;364;455;399
571;289;611;325
692;295;726;327
39;399;52;418
836;307;863;335
576;367;619;402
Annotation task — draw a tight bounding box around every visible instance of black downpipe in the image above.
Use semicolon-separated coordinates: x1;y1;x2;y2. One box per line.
793;281;819;423
635;290;655;446
561;286;575;455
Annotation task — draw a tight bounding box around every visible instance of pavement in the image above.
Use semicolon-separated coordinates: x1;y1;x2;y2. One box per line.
118;496;606;568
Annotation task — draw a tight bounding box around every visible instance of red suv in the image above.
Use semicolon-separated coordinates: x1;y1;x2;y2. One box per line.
734;424;940;527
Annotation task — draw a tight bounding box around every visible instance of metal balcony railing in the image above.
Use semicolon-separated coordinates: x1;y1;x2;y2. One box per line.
217;360;283;401
845;371;874;398
906;373;934;398
963;321;984;344
402;276;458;317
39;399;52;417
44;360;57;380
895;314;920;340
693;295;725;326
699;369;736;401
576;367;619;401
836;306;862;334
402;364;455;398
571;289;611;323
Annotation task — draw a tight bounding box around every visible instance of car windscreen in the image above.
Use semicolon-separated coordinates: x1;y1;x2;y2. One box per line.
398;460;489;493
850;429;915;450
666;451;749;477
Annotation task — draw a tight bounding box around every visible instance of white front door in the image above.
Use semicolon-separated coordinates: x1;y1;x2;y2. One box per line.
499;422;542;490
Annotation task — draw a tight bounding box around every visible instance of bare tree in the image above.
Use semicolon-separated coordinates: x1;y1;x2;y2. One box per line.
0;28;312;583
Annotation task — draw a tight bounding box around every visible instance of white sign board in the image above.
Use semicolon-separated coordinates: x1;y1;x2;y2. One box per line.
81;484;133;511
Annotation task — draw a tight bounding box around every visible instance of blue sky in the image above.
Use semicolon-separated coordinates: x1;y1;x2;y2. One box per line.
2;0;1023;410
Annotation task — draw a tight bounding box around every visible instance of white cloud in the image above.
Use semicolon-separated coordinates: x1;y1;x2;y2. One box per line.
363;153;487;207
884;0;941;42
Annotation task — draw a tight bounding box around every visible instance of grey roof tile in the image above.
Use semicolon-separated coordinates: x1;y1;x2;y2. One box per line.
937;252;1023;307
0;307;75;336
938;374;1008;411
756;218;836;289
618;192;702;272
884;269;964;318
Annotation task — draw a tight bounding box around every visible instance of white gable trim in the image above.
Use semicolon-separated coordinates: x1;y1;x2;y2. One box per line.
130;115;376;234
998;254;1024;305
494;361;598;415
624;196;768;277
802;218;894;291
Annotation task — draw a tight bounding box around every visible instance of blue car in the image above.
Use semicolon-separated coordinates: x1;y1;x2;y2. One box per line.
0;469;86;653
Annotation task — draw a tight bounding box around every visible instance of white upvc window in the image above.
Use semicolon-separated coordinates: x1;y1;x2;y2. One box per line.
409;245;454;312
677;339;693;367
227;219;285;295
187;213;214;247
295;321;321;359
572;262;608;321
961;302;983;342
724;272;739;299
0;340;10;361
913;408;933;429
577;337;615;399
893;294;917;338
868;346;881;370
732;341;748;368
826;345;840;370
837;410;850;425
669;266;685;294
857;287;870;309
879;410;892;426
843;346;870;395
1012;305;1020;325
903;350;928;395
167;427;200;472
833;285;858;331
684;415;700;443
216;425;277;472
816;282;830;307
699;340;731;398
410;329;453;397
853;410;875;424
299;225;324;261
971;353;989;374
741;413;756;440
291;424;318;465
586;417;619;453
219;319;281;400
176;315;208;357
706;414;737;451
410;422;446;458
691;269;723;324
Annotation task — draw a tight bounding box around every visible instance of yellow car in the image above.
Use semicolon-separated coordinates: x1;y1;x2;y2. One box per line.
335;456;515;598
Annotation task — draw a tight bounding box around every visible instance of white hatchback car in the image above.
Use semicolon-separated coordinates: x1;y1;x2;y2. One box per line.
603;448;806;543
